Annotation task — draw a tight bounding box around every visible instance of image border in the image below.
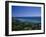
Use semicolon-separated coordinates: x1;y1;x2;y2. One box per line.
5;1;45;36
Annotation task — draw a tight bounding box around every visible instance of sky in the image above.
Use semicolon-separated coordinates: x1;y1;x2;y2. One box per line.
12;6;41;17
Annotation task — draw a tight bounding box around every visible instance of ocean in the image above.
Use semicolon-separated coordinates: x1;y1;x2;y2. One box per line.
12;17;41;23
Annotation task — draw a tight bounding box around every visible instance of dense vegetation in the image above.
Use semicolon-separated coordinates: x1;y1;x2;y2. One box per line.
12;18;41;31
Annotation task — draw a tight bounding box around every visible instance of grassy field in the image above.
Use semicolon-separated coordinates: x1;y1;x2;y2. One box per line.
12;19;41;31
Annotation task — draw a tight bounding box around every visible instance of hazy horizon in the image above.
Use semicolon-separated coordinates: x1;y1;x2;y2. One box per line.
12;16;41;17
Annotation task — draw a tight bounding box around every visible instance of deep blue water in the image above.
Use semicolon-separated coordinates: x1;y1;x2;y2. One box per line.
12;17;41;23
